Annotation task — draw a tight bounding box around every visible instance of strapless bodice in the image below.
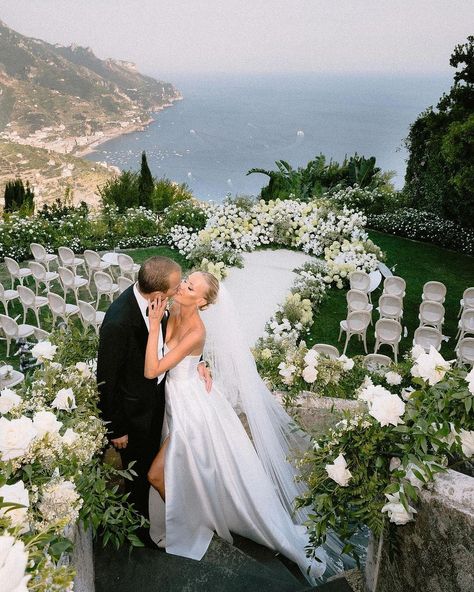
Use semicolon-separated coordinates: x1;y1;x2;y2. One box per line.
164;344;201;381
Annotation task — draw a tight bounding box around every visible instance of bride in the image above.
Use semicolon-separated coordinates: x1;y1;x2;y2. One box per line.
144;271;332;582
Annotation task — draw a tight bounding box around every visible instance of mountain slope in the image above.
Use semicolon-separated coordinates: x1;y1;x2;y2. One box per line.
0;19;181;154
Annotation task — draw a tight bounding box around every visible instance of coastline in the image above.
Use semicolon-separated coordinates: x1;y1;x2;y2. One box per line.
74;96;183;158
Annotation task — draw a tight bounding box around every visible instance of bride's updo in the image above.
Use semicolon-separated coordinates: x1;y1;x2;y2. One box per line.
198;271;219;310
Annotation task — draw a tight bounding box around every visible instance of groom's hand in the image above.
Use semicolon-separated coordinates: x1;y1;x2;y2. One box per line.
197;362;212;393
111;434;129;449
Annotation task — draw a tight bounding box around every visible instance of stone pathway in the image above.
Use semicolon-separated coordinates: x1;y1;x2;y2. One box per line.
94;534;354;591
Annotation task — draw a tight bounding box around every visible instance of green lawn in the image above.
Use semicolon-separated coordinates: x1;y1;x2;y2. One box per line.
308;231;474;360
1;235;473;368
0;246;191;365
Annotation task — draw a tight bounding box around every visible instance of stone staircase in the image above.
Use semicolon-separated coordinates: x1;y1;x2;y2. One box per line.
94;534;354;592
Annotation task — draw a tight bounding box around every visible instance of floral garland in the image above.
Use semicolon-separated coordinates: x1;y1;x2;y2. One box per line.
0;340;144;591
296;348;473;559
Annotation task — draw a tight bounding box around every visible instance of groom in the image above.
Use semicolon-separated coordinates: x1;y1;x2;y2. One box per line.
97;255;211;542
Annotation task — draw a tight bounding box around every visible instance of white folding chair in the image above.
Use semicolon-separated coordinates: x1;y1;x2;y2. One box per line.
347;289;373;315
363;353;392;371
311;343;340;360
28;261;59;295
58;266;92;304
349;271;371;301
338;310;371;355
78;300;106;334
413;326;442;353
456;309;474;342
17;285;48;329
0;314;35;358
4;257;33;289
117;254;140;281
94;272;119;309
58;246;86;276
382;276;406;299
47;292;80;328
83;250;111;281
456;337;474;367
458;287;474;317
418;301;445;331
33;327;51;341
117;276;134;294
30;243;57;272
422;281;446;304
374;319;402;363
378;294;403;322
0;283;19;315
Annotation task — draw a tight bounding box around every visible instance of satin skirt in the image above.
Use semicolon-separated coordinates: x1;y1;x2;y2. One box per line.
149;357;326;579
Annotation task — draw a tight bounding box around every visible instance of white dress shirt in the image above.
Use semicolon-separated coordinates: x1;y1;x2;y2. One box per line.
133;283;165;384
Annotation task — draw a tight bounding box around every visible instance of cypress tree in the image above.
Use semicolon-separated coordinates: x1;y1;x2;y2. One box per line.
138;151;154;209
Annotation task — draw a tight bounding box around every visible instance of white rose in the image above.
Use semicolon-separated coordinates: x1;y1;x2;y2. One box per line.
260;348;272;360
459;429;474;457
0;417;37;461
358;384;392;405
61;428;79;446
337;354;354;371
325;453;352;487
381;492;416;525
466;367;474;395
385;371;402;386
0;535;30;592
0;389;22;415
32;411;62;438
302;365;318;383
51;388;77;412
304;349;319;367
369;392;405;427
411;346;451;386
30;341;57;363
411;344;425;360
0;481;29;534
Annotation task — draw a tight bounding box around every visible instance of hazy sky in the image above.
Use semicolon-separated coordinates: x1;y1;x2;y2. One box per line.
1;1;472;77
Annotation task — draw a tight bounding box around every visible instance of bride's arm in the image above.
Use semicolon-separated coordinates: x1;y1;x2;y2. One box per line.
144;297;204;378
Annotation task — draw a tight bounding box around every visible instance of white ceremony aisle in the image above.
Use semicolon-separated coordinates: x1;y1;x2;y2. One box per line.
223;249;313;346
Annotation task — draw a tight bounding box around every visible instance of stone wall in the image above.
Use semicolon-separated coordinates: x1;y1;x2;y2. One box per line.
365;470;474;592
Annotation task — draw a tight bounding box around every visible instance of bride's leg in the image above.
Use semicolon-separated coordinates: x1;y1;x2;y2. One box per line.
147;437;169;501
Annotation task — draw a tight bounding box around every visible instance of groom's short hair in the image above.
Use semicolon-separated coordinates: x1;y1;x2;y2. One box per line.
138;256;181;294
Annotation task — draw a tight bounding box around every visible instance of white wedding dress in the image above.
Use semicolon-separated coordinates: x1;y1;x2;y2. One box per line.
149;345;327;581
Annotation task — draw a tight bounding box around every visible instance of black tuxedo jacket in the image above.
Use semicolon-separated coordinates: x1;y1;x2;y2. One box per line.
97;286;167;441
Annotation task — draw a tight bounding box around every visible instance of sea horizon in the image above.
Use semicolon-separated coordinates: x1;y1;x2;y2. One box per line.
84;71;452;201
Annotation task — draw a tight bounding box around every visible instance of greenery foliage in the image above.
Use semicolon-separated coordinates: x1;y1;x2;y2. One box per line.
297;358;473;561
404;36;474;228
98;152;192;213
367;208;474;256
3;177;35;215
248;153;391;202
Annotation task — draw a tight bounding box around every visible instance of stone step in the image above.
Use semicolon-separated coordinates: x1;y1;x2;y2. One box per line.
94;536;355;592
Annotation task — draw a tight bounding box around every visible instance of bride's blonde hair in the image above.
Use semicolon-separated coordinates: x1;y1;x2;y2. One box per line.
198;271;219;310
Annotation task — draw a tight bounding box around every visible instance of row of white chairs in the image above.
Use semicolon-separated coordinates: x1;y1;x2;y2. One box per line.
313;337;474;367
4;246;140;292
0;294;109;358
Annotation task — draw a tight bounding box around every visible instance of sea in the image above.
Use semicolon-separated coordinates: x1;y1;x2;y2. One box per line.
84;72;451;201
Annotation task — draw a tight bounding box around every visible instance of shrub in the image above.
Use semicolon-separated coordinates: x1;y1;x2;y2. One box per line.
98;171;140;212
328;185;406;216
161;199;207;233
3;178;35;215
151;178;193;212
367;208;474;255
